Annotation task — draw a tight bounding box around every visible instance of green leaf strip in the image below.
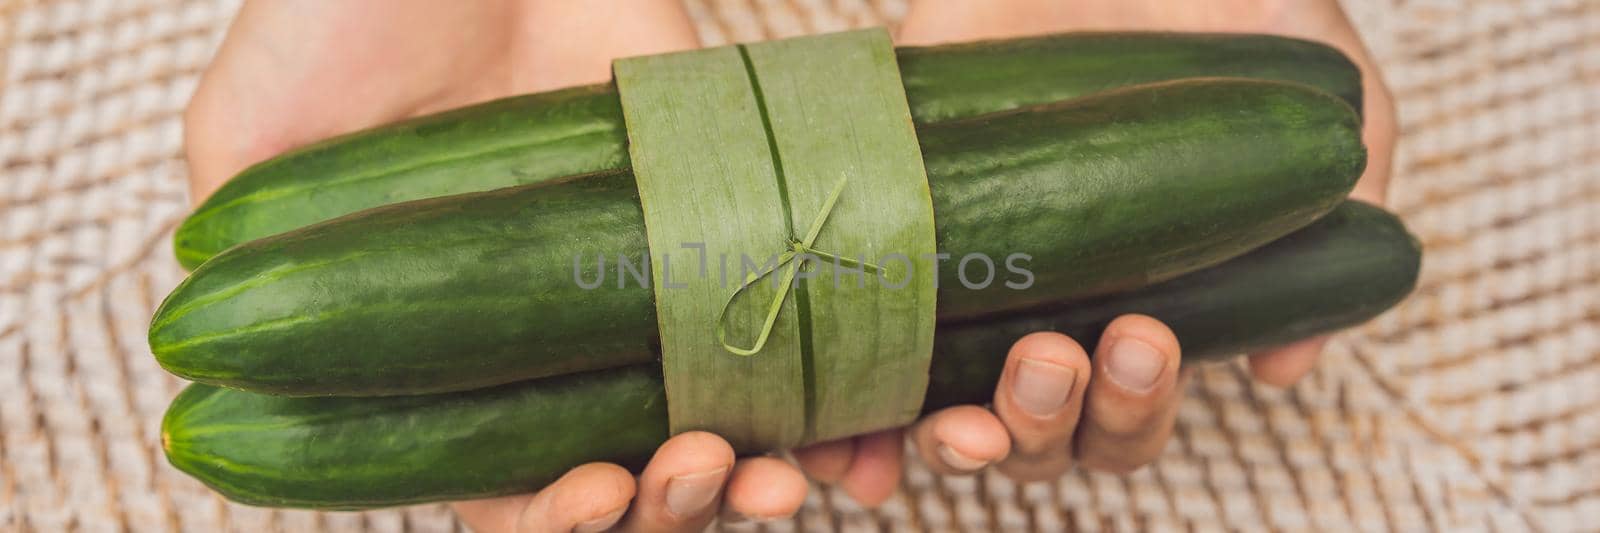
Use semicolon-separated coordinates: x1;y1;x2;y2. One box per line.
616;28;938;449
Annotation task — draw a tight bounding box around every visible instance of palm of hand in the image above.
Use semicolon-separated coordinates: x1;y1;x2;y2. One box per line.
184;0;696;200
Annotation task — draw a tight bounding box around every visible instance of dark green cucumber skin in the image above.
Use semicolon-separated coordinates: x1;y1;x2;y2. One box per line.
162;201;1420;510
922;200;1419;412
150;79;1364;396
174;32;1360;269
896;32;1361;123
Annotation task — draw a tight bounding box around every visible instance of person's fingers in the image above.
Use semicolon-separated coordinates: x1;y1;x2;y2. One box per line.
1349;78;1397;205
988;332;1094;481
618;431;735;533
451;462;634;533
792;432;905;507
837;430;904;508
1241;3;1388;389
792;437;855;484
718;456;809;526
1247;336;1330;387
908;405;1011;476
1303;1;1397;207
1074;314;1184;474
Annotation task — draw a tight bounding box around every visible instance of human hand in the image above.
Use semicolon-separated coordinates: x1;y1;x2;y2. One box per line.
186;2;819;531
898;0;1398;384
185;0;1396;528
184;0;699;201
786;0;1399;509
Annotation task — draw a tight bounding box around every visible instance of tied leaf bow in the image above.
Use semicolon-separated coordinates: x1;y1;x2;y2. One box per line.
716;179;883;356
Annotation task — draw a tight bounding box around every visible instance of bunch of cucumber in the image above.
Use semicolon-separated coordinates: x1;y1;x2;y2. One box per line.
150;32;1418;509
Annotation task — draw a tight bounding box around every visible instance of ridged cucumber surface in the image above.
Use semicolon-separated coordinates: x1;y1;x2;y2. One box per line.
162;201;1420;509
174;32;1361;268
150;79;1364;396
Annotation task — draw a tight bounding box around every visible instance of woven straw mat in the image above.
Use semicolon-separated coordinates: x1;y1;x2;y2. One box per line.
1;0;1597;531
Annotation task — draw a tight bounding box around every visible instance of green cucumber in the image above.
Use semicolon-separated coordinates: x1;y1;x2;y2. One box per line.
150;79;1364;397
162;200;1420;509
895;32;1362;122
174;32;1360;269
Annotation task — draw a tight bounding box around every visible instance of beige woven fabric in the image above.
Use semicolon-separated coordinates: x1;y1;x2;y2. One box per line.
1;0;1596;531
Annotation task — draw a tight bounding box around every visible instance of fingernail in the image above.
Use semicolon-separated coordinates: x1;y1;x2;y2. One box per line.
665;466;728;519
1012;358;1077;417
936;444;989;472
574;508;625;533
1106;337;1166;393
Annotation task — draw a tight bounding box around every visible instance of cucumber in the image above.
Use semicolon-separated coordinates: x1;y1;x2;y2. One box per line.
150;79;1364;396
162;200;1420;509
174;32;1360;269
895;32;1362;122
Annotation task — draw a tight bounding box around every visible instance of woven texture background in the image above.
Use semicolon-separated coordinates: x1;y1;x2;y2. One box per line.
1;0;1596;531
